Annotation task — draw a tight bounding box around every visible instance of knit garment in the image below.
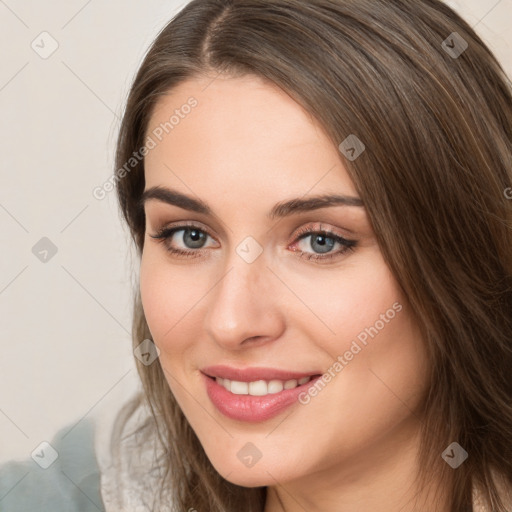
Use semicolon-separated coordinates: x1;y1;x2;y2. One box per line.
99;403;174;511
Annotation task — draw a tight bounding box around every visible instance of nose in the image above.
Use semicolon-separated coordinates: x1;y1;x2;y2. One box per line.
203;250;285;351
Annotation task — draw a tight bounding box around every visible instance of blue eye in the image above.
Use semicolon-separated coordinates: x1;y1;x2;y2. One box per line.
149;224;215;258
291;227;357;262
149;222;357;263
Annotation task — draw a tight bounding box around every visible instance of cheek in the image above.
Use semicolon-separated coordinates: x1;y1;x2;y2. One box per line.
291;249;428;400
139;249;188;348
139;247;214;370
288;248;403;348
139;253;167;340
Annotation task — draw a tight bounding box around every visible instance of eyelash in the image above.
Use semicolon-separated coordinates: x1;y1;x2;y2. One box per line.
148;222;357;263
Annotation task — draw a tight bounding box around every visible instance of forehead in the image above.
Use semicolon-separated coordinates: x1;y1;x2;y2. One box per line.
144;74;358;202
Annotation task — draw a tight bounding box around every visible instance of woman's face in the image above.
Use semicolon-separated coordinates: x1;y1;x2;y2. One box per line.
140;74;428;489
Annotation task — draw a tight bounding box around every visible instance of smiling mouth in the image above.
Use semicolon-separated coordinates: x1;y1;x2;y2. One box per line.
206;374;321;396
202;371;323;422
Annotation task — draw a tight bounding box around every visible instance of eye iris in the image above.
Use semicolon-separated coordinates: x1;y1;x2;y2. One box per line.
311;234;335;254
184;229;206;249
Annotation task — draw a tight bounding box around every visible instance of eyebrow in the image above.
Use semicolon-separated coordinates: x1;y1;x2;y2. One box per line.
139;185;364;220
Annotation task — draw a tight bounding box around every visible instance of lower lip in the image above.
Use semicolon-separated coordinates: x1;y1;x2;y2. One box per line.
202;373;321;422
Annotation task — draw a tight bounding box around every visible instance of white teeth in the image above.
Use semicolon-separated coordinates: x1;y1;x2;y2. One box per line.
214;376;312;396
267;380;284;394
248;380;268;396
283;379;298;389
230;381;249;395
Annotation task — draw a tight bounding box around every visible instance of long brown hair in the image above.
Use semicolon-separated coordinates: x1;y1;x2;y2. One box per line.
113;1;512;510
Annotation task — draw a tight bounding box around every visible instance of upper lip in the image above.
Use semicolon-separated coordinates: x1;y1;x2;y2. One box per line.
201;365;321;382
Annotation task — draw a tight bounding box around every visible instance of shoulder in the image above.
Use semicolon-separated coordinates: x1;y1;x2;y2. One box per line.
0;417;103;512
0;394;174;512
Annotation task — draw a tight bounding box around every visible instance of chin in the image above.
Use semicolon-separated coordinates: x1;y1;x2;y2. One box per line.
219;469;274;488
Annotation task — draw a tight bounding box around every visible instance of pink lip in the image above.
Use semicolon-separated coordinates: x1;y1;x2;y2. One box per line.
201;365;320;382
201;371;322;423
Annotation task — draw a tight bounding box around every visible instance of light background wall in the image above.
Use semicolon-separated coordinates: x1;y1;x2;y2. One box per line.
0;0;511;464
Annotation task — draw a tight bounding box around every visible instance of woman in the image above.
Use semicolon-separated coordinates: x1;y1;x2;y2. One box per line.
101;0;512;510
2;0;510;511
108;0;512;511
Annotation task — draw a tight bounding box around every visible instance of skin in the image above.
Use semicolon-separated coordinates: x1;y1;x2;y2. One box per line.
140;74;447;512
